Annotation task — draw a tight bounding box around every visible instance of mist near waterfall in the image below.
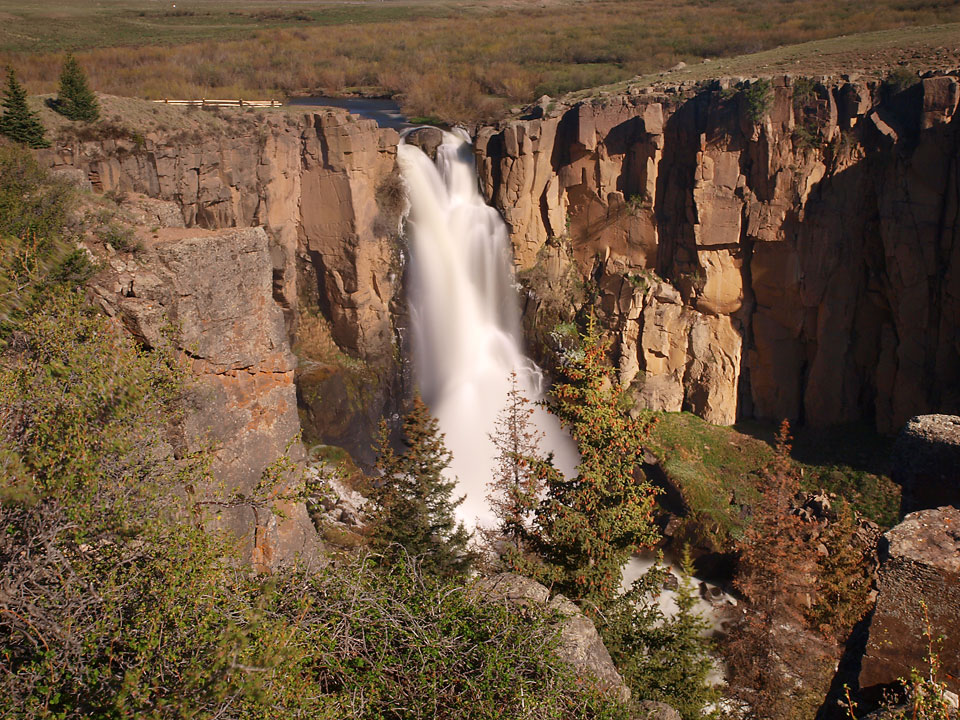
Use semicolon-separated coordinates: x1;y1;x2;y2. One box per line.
397;130;578;528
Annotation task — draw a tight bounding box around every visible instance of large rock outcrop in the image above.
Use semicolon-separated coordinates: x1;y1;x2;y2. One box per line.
893;414;960;514
93;223;318;569
43;108;405;463
476;74;960;431
859;506;960;696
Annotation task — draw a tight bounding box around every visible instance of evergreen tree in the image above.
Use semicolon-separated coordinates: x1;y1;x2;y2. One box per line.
807;499;873;639
523;319;660;606
600;548;721;720
55;54;99;122
482;371;545;564
367;395;474;577
0;67;49;149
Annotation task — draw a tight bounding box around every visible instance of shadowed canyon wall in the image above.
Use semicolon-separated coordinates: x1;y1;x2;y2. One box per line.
475;75;960;432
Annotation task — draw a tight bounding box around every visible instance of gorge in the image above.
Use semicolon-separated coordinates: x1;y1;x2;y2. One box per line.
11;63;959;717
34;70;959;554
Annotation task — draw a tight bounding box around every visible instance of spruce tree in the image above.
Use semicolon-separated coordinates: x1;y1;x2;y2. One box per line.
367;395;474;577
482;371;545;564
55;54;99;122
0;68;49;149
523;319;660;606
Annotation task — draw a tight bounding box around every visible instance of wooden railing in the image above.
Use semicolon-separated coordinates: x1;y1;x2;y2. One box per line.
153;99;282;107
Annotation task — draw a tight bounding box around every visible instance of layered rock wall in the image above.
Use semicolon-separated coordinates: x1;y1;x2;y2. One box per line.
476;75;960;431
93;224;318;568
43;110;404;463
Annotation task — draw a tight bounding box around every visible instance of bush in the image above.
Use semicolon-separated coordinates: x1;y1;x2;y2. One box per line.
742;79;773;124
0;291;630;719
0;145;92;328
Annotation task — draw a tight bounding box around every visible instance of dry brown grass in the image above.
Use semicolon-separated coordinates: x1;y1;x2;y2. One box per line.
4;0;960;122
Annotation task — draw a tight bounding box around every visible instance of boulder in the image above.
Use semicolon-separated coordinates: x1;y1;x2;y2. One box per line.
404;126;445;160
893;415;960;514
476;573;630;702
859;506;960;696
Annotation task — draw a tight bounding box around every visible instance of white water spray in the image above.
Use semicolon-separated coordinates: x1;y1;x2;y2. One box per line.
396;129;735;639
397;129;578;528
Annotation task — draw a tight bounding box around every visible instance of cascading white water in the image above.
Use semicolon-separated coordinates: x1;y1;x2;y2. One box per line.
397;129;578;527
397;129;735;639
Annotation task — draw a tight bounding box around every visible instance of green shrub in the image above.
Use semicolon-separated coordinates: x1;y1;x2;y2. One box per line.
0;144;72;241
0;145;93;328
743;79;773;124
884;67;918;96
98;221;141;252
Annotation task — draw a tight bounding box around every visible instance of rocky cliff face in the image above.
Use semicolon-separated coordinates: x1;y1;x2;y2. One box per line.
476;74;960;431
859;505;960;697
90;218;318;568
43;108;405;464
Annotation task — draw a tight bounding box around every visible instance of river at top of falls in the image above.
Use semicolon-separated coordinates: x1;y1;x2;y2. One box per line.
396;129;579;529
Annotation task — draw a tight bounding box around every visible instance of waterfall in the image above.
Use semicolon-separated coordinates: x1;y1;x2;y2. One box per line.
396;130;735;636
397;129;578;528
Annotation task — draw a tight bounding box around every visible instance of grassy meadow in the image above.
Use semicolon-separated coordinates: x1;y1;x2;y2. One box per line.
2;0;959;121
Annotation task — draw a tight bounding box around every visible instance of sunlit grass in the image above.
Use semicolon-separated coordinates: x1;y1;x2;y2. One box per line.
3;0;958;121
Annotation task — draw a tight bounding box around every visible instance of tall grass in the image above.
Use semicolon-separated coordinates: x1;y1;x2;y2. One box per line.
2;0;958;121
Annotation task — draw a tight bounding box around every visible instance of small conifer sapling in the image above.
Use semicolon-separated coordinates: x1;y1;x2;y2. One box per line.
483;371;546;566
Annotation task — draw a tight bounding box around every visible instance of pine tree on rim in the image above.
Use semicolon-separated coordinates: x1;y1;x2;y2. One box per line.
55;54;99;122
0;68;49;149
367;394;475;578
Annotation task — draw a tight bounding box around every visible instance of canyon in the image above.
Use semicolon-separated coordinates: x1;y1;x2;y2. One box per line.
28;70;960;712
37;72;960;553
44;73;960;472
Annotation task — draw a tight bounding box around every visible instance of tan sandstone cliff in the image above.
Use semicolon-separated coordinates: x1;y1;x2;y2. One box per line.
42;107;405;465
475;74;960;432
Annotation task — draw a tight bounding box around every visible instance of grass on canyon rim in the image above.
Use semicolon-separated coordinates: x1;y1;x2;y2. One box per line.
1;0;959;121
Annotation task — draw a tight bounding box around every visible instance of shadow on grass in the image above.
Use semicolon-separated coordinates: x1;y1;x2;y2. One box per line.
734;419;900;528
